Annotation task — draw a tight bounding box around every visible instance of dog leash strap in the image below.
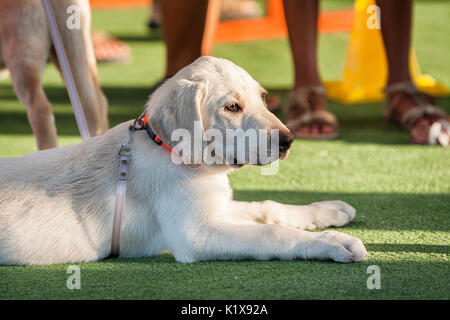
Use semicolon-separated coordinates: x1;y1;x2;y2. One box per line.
110;146;131;256
42;0;90;141
109;114;177;257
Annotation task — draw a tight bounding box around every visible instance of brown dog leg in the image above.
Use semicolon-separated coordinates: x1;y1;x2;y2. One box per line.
0;0;57;150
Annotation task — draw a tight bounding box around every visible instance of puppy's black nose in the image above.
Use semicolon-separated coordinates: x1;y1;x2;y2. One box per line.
279;131;294;153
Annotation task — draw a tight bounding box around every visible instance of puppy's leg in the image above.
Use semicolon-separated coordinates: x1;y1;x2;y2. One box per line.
168;219;367;263
0;1;57;149
159;199;367;263
51;0;109;136
228;200;356;230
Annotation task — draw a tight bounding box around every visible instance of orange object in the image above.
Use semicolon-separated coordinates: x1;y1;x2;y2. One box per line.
318;9;354;34
90;0;150;9
214;0;353;43
89;0;354;43
214;0;286;43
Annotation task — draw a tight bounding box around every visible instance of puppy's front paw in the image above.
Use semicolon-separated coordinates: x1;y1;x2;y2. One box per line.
303;230;368;263
307;200;356;230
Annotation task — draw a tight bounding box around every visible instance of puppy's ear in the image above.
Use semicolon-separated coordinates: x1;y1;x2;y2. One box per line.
174;80;206;168
149;79;206;168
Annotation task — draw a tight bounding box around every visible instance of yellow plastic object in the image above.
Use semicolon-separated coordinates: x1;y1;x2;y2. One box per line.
324;0;448;104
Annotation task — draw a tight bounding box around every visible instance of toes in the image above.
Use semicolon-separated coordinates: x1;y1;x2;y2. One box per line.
317;200;356;220
411;121;429;144
310;124;319;134
410;115;450;145
343;237;368;262
321;123;334;134
333;200;356;220
320;231;368;263
320;209;351;228
296;125;309;135
310;200;356;227
327;243;355;263
411;118;450;146
293;121;337;137
330;200;356;221
304;234;353;263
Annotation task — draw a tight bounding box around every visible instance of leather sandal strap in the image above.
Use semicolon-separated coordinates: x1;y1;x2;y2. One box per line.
384;81;418;96
384;82;446;129
401;105;446;129
286;86;327;114
287;110;338;131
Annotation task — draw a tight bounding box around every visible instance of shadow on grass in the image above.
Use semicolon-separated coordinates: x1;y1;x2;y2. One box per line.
1;258;448;299
113;33;163;43
0;84;152;106
102;242;450;264
365;243;449;254
1;83;449;144
233;190;450;232
0;190;447;299
98;242;450;267
0;110;142;136
0;84;151;135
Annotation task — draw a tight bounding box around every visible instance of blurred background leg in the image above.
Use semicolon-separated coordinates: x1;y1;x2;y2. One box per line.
283;0;321;88
377;0;449;145
376;0;412;85
162;0;220;78
282;0;337;139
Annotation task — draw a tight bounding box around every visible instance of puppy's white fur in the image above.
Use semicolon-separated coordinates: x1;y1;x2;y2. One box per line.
0;57;367;265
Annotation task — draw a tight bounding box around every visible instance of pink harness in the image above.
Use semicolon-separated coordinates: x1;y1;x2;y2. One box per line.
42;2;174;257
110;145;131;256
110;115;176;256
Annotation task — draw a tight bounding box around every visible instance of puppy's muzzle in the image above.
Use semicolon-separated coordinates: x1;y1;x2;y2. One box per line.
279;131;294;154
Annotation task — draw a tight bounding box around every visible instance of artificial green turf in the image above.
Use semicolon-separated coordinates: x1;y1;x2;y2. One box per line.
0;0;449;300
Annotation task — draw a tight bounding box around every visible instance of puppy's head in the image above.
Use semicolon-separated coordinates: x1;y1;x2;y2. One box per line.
145;56;293;169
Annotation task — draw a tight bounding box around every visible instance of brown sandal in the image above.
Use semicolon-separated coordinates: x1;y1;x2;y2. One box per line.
285;86;339;140
384;82;449;146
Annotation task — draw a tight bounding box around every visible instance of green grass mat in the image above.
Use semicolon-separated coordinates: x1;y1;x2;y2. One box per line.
0;0;448;299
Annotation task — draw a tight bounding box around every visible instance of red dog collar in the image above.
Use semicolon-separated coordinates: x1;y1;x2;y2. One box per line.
132;113;176;154
111;113;179;257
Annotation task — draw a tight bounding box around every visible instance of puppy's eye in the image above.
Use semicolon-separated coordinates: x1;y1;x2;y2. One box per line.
225;103;242;112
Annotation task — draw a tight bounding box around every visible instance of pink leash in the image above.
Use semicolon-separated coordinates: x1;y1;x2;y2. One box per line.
42;0;90;141
42;0;128;257
110;145;131;256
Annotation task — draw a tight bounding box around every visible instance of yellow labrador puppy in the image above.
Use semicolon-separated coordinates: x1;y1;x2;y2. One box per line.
0;57;367;265
0;0;108;150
